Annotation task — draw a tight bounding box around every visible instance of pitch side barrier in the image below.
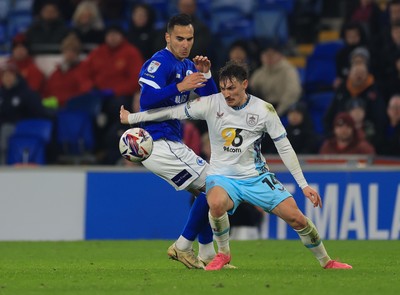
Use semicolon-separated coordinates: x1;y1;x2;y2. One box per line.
0;155;399;240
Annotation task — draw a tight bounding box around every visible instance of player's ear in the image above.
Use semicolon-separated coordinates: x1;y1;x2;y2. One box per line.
165;32;170;44
242;79;249;89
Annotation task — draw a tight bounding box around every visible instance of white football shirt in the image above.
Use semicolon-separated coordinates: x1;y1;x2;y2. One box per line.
184;93;286;179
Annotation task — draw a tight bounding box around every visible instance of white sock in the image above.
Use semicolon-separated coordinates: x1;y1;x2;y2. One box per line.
209;212;230;255
175;235;192;251
198;242;216;261
295;217;331;267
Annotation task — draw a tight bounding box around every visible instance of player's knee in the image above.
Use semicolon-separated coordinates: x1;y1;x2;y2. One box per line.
288;213;307;230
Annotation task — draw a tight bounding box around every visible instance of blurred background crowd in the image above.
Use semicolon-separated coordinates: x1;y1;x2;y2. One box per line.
0;0;400;166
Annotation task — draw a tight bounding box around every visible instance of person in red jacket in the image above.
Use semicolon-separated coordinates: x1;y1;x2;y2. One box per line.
83;24;144;117
7;33;45;94
319;112;375;155
43;33;92;107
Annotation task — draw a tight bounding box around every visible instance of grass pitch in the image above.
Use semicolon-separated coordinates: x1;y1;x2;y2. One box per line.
0;240;399;295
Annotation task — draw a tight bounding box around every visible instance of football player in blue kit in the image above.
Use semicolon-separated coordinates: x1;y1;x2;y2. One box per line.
132;13;232;269
121;61;353;271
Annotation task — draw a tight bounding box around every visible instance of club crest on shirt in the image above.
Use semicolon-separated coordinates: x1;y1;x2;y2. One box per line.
186;70;193;76
147;60;161;73
246;113;259;127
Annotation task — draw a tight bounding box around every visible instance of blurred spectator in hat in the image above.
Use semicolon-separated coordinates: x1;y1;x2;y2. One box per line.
43;33;92;108
350;46;371;66
334;22;369;89
249;42;302;116
376;94;400;156
127;3;157;60
26;1;70;54
7;33;45;94
319;112;375;155
286;102;320;154
71;0;105;53
324;62;386;137
346;97;376;145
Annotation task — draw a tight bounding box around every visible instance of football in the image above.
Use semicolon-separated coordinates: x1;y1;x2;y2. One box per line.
119;127;153;162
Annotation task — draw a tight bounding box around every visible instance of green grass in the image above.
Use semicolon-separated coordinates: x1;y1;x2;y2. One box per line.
0;240;399;295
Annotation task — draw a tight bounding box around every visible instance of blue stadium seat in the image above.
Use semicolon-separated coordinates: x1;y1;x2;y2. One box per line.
305;91;335;135
253;8;289;46
13;0;33;11
304;41;344;93
13;118;53;143
7;10;32;38
65;91;103;119
256;0;294;13
0;0;11;22
209;6;246;34
7;134;46;165
56;109;94;156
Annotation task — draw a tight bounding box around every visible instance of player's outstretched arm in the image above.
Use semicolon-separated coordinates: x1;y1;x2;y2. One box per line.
120;104;188;125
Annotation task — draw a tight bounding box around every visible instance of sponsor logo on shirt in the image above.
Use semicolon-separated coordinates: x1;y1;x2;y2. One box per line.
171;169;192;187
147;60;161;73
246;113;259;127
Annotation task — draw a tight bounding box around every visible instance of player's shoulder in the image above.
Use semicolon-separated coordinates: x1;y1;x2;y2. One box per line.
141;49;174;74
249;95;277;115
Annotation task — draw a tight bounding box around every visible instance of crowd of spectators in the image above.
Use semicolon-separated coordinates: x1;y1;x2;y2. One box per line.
0;0;399;166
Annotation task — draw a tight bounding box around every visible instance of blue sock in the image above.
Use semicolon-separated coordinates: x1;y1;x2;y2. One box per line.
181;192;211;242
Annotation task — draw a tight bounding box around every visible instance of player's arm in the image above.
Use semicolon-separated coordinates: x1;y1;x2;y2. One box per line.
274;136;322;208
121;104;188;125
121;95;210;124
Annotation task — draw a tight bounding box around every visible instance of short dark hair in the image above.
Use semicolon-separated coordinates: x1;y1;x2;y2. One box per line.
218;60;249;84
167;14;192;33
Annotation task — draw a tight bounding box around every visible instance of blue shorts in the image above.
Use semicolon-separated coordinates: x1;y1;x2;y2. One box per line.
206;172;292;215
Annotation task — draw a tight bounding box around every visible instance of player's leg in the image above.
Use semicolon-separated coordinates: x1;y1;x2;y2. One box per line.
272;197;352;269
204;176;238;271
143;140;214;268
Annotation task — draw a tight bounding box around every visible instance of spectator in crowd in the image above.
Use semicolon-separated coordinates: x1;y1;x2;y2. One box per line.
176;0;211;58
334;22;369;89
377;21;400;85
82;25;144;163
319;112;375;155
0;62;49;130
42;33;92;108
26;1;70;54
7;33;45;94
324;62;386;137
71;0;105;52
346;97;376;145
249;43;302;117
379;52;400;103
350;46;371;66
286;102;320;154
376;94;400;156
32;0;77;21
83;25;144;128
127;3;157;60
344;0;382;42
227;40;258;76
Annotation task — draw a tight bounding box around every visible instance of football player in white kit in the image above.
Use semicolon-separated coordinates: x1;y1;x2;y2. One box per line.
120;61;352;271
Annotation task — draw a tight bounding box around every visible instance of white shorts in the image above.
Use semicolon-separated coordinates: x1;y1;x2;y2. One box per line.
142;139;209;191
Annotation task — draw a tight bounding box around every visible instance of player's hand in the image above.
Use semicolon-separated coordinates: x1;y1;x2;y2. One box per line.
120;105;131;124
193;55;211;73
302;186;322;208
177;72;207;92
